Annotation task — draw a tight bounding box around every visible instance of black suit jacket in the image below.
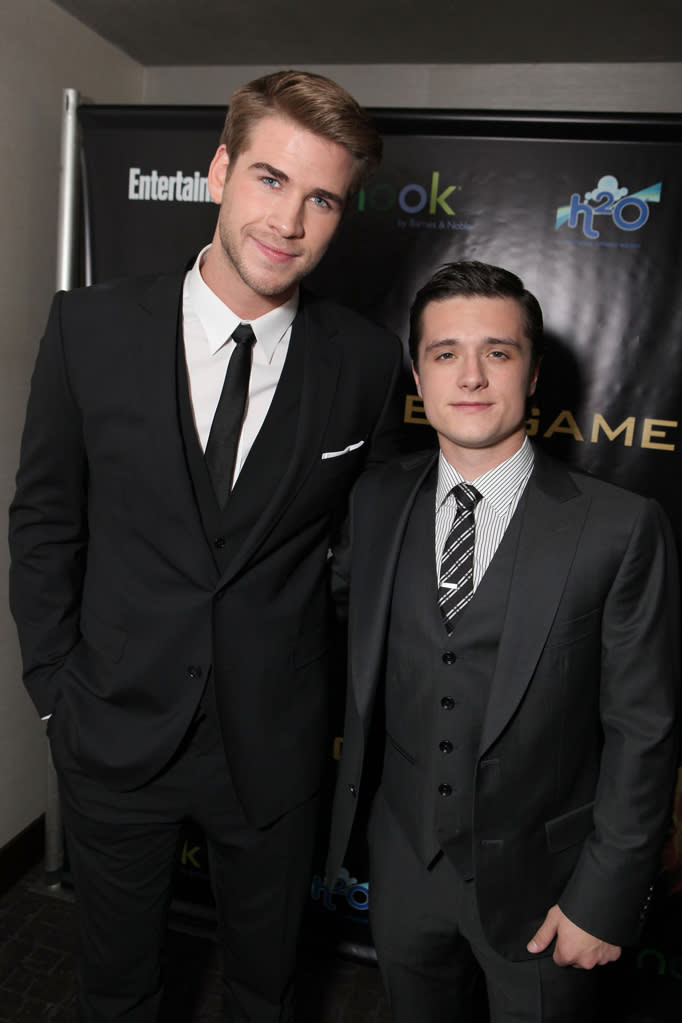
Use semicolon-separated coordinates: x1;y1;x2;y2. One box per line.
9;270;403;827
326;447;680;955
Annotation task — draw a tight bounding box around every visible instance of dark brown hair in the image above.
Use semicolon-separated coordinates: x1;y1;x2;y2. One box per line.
409;261;544;366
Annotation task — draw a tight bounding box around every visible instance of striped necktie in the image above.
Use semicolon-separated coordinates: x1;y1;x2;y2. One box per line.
438;482;482;632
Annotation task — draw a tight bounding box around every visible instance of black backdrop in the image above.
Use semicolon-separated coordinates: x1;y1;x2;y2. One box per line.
77;104;682;1015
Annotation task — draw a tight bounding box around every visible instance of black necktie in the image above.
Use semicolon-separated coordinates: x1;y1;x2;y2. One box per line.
438;482;482;632
204;323;256;507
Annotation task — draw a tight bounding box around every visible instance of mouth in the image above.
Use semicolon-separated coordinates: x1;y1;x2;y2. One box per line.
451;402;493;412
252;237;300;265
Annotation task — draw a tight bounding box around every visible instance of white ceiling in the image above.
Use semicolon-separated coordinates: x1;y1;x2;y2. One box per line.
50;0;682;66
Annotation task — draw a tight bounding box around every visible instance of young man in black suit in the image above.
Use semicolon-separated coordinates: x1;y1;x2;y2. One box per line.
9;70;402;1022
326;261;679;1022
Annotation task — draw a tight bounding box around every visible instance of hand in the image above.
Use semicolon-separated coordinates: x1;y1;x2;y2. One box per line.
527;904;621;969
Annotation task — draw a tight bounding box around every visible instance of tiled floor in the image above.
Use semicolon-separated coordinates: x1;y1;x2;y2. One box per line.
0;865;390;1022
2;864;682;1022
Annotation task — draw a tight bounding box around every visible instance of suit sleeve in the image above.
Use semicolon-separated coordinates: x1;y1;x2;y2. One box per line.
8;292;88;718
558;497;680;944
330;331;404;619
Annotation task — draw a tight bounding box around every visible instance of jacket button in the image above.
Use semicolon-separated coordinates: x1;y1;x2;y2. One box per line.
439;740;453;754
349;784;357;797
214;536;226;549
440;696;455;710
442;651;457;665
438;783;452;797
187;665;202;679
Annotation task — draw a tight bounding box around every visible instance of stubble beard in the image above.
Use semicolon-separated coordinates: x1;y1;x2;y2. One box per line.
217;218;311;301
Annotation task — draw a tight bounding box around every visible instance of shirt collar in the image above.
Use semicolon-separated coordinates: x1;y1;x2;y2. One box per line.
186;245;299;363
436;435;535;516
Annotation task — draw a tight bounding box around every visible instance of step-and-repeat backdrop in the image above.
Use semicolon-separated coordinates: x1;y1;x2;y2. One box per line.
78;104;682;1017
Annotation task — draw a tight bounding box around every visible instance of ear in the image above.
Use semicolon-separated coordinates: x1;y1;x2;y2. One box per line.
527;356;541;397
207;145;230;204
412;361;422;398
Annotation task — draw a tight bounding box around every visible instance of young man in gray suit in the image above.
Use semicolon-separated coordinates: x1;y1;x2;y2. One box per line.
9;70;402;1022
326;261;679;1022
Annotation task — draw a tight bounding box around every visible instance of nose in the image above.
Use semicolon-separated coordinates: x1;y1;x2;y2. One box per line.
457;351;487;390
268;194;305;238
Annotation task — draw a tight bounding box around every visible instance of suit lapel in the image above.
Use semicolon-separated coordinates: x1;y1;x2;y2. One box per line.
351;452;437;722
131;272;219;582
479;451;590;754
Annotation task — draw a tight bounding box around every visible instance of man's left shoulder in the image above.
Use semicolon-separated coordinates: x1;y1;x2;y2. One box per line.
301;289;401;356
536;447;656;509
569;466;647;506
534;449;674;551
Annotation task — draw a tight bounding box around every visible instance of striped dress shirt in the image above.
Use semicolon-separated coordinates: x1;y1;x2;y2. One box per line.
435;437;535;589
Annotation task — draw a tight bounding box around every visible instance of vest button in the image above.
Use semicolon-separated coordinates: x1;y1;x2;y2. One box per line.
440;696;456;710
214;536;226;549
442;651;457;665
438;783;452;797
187;665;202;679
439;740;453;754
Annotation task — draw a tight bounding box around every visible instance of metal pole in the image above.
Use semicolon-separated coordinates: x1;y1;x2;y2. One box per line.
55;88;80;293
44;87;80;887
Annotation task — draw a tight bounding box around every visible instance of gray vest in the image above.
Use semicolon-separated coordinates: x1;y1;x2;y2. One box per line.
383;472;525;879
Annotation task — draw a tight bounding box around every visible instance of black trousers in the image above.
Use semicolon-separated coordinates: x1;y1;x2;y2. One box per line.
55;692;318;1023
368;791;600;1023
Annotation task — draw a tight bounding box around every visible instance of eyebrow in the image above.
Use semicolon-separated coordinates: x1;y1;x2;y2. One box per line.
250;161;346;206
424;336;523;353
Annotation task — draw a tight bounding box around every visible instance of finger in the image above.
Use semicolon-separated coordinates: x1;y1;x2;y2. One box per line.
527;913;559;954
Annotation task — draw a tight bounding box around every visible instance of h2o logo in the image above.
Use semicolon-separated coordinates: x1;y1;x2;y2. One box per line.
556;175;662;239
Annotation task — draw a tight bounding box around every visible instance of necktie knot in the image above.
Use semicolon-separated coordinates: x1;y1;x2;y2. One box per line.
231;323;256;348
453;482;481;514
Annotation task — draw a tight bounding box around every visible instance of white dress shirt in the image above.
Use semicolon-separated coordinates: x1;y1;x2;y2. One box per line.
182;245;298;484
435;436;535;589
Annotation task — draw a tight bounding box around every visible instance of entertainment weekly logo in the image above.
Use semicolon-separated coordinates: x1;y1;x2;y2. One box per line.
128;167;212;203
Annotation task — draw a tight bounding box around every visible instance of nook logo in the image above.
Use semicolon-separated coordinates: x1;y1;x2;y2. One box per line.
357;171;461;216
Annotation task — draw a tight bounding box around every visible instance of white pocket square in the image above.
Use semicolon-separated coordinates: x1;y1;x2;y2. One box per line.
321;440;365;460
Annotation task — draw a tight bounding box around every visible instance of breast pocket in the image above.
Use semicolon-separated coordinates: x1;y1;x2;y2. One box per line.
545;802;595;853
546;608;602;650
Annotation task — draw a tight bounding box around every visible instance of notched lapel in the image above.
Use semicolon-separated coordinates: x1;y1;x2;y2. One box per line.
479;457;590;755
351;453;437;722
135;270;218;582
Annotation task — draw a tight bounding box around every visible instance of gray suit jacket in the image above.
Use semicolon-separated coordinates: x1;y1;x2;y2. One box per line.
326;447;680;957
